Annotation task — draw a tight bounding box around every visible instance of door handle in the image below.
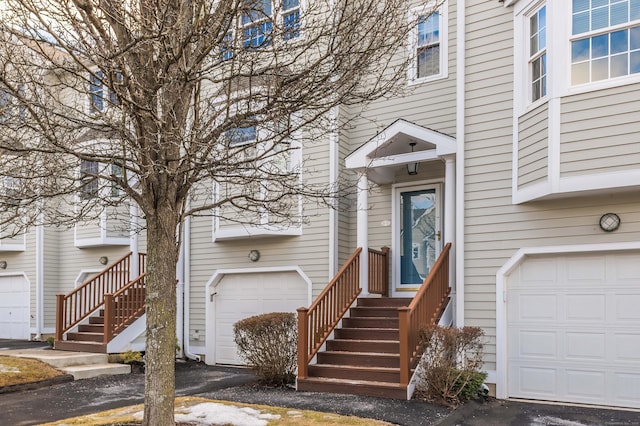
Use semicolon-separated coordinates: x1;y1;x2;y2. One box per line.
436;231;441;241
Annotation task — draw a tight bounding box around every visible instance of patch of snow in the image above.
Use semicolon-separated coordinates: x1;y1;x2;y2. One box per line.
530;416;590;426
132;402;281;426
0;364;20;373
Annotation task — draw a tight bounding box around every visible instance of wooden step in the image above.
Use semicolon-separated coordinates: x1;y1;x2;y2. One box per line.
317;351;399;368
326;339;399;353
349;306;399;318
54;340;106;353
89;316;104;325
297;377;407;399
78;324;104;333
334;327;399;341
308;364;400;383
66;332;104;343
356;297;412;308
342;317;398;328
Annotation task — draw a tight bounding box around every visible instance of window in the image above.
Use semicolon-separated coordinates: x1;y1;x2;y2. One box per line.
283;0;301;41
409;4;448;83
80;160;99;199
241;0;301;48
4;177;21;206
571;0;640;85
226;123;257;147
417;12;441;78
89;71;105;112
89;71;121;111
110;164;123;198
530;5;547;101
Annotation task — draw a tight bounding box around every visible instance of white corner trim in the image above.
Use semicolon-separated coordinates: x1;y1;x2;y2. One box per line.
495;241;640;399
455;0;465;327
204;266;313;365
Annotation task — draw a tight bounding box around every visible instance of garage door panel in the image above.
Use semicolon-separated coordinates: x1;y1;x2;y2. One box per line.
565;294;605;321
613;372;640;401
510;329;557;359
566;256;606;284
507;251;640;408
615;295;640;321
614;333;640;362
566;369;606;399
510;364;557;395
565;332;605;361
509;293;557;322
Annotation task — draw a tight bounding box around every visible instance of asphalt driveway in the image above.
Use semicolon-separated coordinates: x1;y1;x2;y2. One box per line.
1;341;639;426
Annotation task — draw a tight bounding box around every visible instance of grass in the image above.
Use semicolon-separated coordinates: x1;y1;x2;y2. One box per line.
41;396;395;425
0;355;64;387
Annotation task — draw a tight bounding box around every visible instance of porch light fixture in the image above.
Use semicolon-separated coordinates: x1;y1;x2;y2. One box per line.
599;213;621;232
407;142;419;175
248;250;260;262
99;256;109;265
0;261;6;269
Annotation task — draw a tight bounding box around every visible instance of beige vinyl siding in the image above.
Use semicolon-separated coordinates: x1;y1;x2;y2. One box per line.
75;220;101;240
518;103;548;188
106;204;130;238
463;0;516;370
343;1;458;156
560;83;640;177
187;134;333;350
42;228;60;330
463;1;640;374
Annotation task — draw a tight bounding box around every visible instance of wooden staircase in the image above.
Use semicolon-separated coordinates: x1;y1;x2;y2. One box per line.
297;243;452;400
55;252;146;353
298;297;412;399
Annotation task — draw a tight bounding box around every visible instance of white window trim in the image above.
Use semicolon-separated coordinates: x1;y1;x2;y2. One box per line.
74;150;131;248
212;127;303;241
408;2;449;85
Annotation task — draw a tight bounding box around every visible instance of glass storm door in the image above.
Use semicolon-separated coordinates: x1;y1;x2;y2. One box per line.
397;187;441;291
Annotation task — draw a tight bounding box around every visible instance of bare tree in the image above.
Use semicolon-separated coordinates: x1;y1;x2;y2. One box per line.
0;0;440;424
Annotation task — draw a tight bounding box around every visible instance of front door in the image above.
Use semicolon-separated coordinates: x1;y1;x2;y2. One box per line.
393;184;442;295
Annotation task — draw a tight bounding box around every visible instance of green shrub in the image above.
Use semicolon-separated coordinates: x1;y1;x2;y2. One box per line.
233;312;297;385
415;325;487;406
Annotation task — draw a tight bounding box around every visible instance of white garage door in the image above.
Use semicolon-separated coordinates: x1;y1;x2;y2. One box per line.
0;275;30;339
214;271;308;365
507;251;640;408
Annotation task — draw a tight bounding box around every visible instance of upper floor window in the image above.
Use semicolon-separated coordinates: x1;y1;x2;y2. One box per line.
226;123;258;147
571;0;640;85
241;0;301;48
409;3;448;84
89;71;121;112
80;160;99;199
530;5;547;101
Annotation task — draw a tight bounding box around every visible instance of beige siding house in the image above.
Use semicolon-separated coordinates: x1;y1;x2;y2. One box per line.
2;0;640;409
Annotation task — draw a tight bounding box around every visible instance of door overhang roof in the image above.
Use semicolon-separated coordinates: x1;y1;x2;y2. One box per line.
345;119;457;172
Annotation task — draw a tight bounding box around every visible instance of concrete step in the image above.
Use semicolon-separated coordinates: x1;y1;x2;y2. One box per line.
8;350;108;368
62;363;131;380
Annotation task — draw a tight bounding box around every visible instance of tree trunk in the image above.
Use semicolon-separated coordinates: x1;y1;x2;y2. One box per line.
143;207;180;426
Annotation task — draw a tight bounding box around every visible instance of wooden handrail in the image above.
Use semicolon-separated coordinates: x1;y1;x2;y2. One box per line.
297;247;362;379
368;246;389;296
55;251;146;341
398;242;452;386
104;273;146;343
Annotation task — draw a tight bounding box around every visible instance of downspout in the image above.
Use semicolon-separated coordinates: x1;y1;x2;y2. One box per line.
35;214;44;340
182;207;201;361
176;218;185;359
328;106;339;278
455;0;466;327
